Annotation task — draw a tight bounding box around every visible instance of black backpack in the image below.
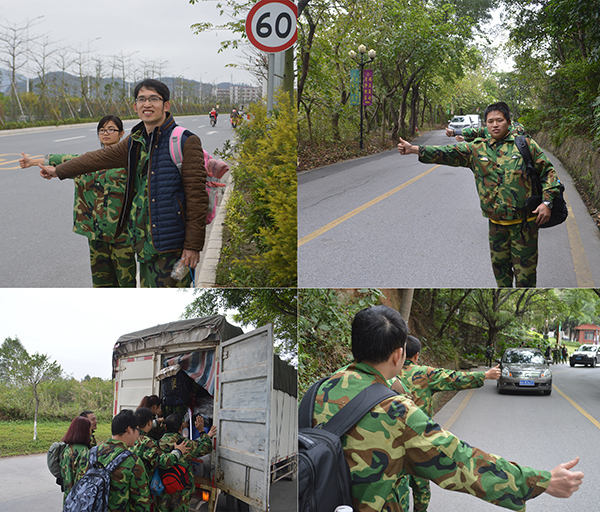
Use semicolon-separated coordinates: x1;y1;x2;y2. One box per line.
63;446;132;512
298;377;397;512
515;135;568;228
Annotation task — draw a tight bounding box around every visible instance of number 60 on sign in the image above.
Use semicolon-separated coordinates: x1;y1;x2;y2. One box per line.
246;0;298;53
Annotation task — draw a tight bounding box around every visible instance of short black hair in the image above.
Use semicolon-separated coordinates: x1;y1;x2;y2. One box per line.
484;102;511;124
133;79;170;102
351;305;408;363
134;407;154;429
80;410;94;418
111;409;137;436
405;335;421;359
165;413;183;434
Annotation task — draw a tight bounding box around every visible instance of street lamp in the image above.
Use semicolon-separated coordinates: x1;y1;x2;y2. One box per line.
349;45;376;149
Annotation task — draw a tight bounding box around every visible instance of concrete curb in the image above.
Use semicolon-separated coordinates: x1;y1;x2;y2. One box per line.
195;174;234;287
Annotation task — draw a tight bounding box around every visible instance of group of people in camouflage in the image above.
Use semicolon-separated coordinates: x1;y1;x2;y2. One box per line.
59;397;216;511
545;343;569;364
310;305;584;512
398;102;561;287
20;79;208;288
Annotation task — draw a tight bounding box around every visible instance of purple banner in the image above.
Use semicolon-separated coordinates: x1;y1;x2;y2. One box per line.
363;69;373;106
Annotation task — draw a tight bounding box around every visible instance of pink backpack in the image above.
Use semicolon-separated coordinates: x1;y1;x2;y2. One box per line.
168;126;228;224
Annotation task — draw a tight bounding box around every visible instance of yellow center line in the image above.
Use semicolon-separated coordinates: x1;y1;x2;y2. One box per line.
441;389;475;431
563;192;594;287
554;384;600;430
298;165;440;247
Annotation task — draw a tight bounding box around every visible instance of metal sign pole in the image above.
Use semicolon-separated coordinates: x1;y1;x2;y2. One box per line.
267;53;275;113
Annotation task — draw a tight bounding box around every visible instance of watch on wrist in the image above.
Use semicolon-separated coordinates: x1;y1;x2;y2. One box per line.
543;200;553;209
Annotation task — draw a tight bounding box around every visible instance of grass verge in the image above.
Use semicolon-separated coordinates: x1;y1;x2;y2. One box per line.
0;420;112;458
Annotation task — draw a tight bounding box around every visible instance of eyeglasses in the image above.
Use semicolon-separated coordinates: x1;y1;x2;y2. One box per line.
135;96;164;105
98;128;119;135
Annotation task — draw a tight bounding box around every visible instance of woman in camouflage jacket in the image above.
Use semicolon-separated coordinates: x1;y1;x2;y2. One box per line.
20;115;136;287
59;415;92;502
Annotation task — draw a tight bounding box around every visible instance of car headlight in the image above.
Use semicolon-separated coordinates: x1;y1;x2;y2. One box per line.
541;369;552;378
501;367;511;377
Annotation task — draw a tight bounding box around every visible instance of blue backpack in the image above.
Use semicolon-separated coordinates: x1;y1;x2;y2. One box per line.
63;446;132;512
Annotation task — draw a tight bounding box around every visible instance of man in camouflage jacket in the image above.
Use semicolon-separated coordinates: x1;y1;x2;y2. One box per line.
398;102;561;287
77;409;150;511
390;335;501;512
311;305;583;512
157;413;216;512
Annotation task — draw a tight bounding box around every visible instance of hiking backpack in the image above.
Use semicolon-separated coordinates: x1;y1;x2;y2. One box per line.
168;126;229;224
515;135;568;228
47;441;66;485
298;377;397;512
63;446;132;512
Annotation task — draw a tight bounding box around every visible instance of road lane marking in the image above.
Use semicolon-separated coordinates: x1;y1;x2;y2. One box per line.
53;136;86;142
441;389;475;431
298;165;441;247
563;192;595;286
554;384;600;430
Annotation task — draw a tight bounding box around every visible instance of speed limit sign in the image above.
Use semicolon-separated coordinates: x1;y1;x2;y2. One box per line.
246;0;298;53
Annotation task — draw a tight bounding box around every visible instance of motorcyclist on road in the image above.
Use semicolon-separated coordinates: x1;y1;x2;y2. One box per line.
209;108;218;125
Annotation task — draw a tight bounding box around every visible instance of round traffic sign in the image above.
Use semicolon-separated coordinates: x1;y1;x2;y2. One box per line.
246;0;298;53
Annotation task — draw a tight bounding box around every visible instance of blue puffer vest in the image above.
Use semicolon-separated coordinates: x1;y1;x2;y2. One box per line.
124;114;188;253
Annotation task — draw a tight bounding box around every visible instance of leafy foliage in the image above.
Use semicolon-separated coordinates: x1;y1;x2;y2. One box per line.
182;288;298;360
217;92;297;287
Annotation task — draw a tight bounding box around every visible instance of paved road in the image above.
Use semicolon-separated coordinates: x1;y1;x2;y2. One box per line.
298;130;600;287
0;114;233;287
428;363;599;511
0;452;296;511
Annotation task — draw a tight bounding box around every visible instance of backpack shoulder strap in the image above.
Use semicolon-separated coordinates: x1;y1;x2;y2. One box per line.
89;445;98;465
169;126;187;172
515;135;542;195
105;449;133;474
298;376;329;429
321;383;397;438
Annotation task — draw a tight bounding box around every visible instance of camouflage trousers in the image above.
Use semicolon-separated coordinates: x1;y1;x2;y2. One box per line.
488;219;539;288
396;475;431;512
155;486;193;512
138;251;193;288
88;239;136;287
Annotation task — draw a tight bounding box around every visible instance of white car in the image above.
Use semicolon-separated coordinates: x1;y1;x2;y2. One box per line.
448;114;480;131
569;345;600;367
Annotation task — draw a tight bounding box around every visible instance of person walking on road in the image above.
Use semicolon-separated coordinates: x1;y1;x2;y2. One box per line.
390;335;502;512
36;79;208;288
20;115;136;287
398;102;561;287
308;305;584;512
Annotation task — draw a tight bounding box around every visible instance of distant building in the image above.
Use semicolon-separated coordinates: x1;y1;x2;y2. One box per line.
216;84;262;107
574;324;600;344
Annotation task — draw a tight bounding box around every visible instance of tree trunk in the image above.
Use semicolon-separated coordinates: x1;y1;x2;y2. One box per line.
33;385;39;441
399;289;414;323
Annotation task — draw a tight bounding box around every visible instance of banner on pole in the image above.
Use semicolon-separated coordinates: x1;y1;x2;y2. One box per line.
349;69;360;106
363;69;373;106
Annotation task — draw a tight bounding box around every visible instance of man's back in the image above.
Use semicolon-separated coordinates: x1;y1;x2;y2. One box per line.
314;362;550;512
93;439;150;512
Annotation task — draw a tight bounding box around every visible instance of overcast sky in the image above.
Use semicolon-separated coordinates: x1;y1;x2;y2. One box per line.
1;0;256;85
0;289;244;381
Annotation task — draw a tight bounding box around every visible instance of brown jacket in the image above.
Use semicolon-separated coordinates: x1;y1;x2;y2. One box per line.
56;114;207;252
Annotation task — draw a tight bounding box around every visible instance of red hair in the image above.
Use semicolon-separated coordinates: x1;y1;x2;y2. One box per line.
62;416;92;446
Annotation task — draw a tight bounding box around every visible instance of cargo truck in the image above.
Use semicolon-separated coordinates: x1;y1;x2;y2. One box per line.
112;315;297;511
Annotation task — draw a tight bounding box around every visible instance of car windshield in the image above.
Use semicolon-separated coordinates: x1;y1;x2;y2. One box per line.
451;117;464;122
579;345;596;352
503;351;545;364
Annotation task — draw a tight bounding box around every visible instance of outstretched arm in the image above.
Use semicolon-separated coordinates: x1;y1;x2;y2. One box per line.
19;152;43;168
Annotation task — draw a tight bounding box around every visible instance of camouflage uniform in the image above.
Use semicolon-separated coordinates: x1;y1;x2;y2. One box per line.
456;122;526;142
313;361;551;512
59;443;89;501
90;431;97;448
46;154;136;288
85;438;151;511
391;361;486;512
157;431;213;512
419;134;560;287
